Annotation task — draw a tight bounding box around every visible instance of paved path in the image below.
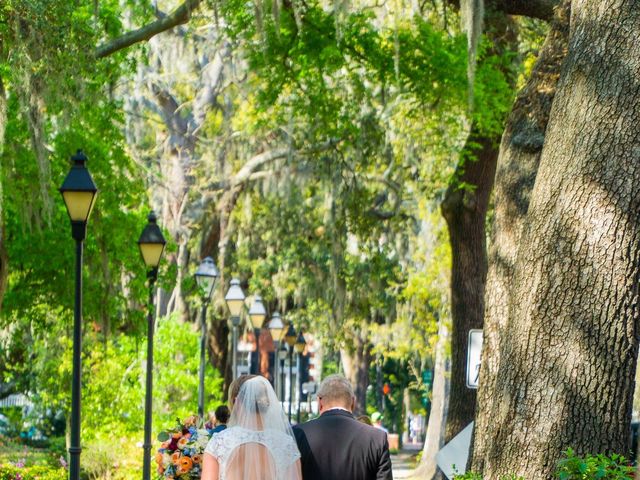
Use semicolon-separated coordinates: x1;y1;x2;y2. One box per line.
391;445;421;479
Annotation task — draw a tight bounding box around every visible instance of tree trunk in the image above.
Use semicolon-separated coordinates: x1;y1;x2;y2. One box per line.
441;127;498;442
441;6;517;442
472;1;570;472
340;333;370;415
415;320;450;479
0;77;7;310
476;1;640;477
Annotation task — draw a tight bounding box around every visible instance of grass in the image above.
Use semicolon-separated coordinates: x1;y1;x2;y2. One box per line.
0;436;64;468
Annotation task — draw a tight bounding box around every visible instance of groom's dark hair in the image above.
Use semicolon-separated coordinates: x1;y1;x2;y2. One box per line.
317;374;355;408
215;405;230;424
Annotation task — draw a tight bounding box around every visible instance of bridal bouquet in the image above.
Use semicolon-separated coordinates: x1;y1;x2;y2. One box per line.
156;416;211;479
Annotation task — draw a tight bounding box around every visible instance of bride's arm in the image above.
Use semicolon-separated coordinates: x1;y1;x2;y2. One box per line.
283;459;302;480
201;453;220;480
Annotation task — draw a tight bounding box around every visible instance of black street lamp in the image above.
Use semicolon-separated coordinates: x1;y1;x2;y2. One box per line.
294;331;306;423
194;257;218;420
225;279;245;379
284;323;297;422
59;150;98;480
278;343;287;402
248;296;267;375
268;312;284;397
138;212;166;480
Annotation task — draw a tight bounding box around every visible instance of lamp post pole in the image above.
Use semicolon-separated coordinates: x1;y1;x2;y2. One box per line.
231;316;240;379
137;212;166;480
195;257;218;420
288;346;294;421
279;344;287;402
225;279;246;381
69;232;83;480
284;323;297;422
296;351;302;423
273;340;279;395
268;312;284;398
198;301;208;419
59;150;98;480
248;296;267;375
294;331;306;424
142;270;157;480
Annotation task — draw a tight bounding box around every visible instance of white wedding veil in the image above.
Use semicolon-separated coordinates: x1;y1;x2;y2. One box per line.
224;376;301;480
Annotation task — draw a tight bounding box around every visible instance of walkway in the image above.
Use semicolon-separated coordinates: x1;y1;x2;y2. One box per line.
392;444;421;479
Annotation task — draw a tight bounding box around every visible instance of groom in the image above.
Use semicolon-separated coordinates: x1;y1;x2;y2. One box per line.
293;375;393;480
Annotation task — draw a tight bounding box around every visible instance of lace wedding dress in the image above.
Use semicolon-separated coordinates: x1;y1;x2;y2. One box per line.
205;426;300;479
204;376;302;480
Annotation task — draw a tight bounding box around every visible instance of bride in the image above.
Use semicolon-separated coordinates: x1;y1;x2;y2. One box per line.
202;375;302;480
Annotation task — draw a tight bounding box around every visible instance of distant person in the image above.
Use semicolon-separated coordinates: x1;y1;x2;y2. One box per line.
293;374;392;480
371;412;388;434
210;405;230;434
357;415;373;426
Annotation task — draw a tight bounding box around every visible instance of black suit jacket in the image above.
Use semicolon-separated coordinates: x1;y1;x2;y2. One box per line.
293;409;393;480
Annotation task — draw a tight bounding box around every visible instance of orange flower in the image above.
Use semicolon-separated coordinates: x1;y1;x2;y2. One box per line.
179;456;193;472
177;437;189;449
183;415;198;427
157;466;165;475
171;451;182;464
161;441;170;449
155;453;163;465
192;454;202;465
172;432;182;439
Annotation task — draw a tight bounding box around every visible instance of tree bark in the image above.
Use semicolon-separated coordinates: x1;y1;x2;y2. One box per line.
472;1;570;472
340;332;371;415
0;77;8;310
441;7;517;442
476;1;640;477
415;320;451;479
441;127;498;442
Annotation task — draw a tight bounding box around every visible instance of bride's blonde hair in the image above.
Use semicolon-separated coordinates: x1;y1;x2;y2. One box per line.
228;374;257;407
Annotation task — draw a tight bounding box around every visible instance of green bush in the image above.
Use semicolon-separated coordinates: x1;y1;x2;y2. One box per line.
556;448;635;480
0;465;66;480
453;449;635;480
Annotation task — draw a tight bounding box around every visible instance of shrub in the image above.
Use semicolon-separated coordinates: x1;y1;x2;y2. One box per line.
0;465;66;480
454;450;636;480
556;448;635;480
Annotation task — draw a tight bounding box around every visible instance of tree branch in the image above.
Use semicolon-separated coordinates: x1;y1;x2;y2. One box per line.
496;0;560;21
95;0;203;58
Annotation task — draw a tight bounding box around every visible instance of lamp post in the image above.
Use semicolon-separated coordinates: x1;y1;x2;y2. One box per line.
194;257;218;419
225;279;245;379
138;212;166;480
248;296;267;375
294;331;306;423
268;312;284;397
59;150;98;480
278;343;287;402
284;323;297;421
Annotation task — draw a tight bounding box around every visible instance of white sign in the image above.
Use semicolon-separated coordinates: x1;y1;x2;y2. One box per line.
466;329;483;389
436;422;473;479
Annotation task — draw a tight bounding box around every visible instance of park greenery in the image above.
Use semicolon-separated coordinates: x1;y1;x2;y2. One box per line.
2;0;640;479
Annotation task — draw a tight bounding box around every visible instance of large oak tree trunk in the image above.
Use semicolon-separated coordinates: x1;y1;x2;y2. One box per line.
441;7;517;442
415;320;451;479
472;1;570;472
475;1;640;477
